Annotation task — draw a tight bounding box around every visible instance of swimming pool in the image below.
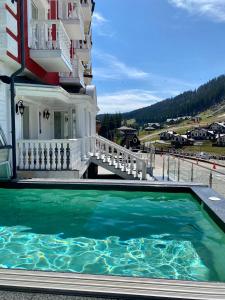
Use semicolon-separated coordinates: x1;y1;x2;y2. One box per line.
0;186;225;283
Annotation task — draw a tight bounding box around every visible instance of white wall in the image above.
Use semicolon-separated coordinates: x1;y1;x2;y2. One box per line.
0;82;10;143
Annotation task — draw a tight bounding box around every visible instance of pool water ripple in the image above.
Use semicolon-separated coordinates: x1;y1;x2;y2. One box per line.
0;189;224;282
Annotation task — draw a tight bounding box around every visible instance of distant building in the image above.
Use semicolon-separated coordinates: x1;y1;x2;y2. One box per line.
209;122;225;134
160;131;176;141
192;115;202;123
166;116;191;124
118;126;140;149
187;128;215;140
145;127;155;132
216;134;225;147
146;123;161;129
171;134;194;146
118;126;137;135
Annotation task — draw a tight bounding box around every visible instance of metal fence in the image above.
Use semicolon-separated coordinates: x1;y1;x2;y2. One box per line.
156;154;225;198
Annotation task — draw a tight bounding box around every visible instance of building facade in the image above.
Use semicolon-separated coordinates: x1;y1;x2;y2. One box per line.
0;0;98;178
187;128;215;140
209;122;225;134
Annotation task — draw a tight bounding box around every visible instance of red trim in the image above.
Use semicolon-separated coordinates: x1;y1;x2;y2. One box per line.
7;51;19;62
5;3;19;64
19;0;59;85
6;28;17;41
5;4;17;19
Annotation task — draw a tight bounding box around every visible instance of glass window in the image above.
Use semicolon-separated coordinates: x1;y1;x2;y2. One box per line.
32;1;38;20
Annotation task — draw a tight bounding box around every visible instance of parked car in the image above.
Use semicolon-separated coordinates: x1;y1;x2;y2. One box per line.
196;152;210;160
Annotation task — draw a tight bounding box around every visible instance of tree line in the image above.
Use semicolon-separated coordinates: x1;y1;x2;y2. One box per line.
124;75;225;124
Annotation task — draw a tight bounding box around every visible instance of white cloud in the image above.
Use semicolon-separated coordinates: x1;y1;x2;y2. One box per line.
98;90;162;114
93;12;107;26
93;50;197;113
92;12;115;37
169;0;225;22
93;51;149;81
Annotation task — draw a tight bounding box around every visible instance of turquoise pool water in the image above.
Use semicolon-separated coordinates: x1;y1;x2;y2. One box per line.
0;188;224;282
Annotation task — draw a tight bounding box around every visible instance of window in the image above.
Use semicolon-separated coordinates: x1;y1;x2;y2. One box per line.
32;1;38;20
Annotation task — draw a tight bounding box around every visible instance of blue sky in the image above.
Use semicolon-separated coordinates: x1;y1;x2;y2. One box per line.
92;0;225;114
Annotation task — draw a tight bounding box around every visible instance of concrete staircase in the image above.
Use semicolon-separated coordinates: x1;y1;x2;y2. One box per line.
91;135;148;180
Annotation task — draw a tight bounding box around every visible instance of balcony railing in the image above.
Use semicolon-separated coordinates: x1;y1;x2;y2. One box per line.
31;20;71;66
75;34;91;50
80;0;93;22
58;0;80;20
60;58;85;86
58;0;85;39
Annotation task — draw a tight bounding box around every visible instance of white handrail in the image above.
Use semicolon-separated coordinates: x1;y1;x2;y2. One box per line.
94;135;147;180
17;139;82;171
31;20;71;65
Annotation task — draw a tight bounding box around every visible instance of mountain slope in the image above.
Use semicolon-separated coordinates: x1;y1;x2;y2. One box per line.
119;75;225;124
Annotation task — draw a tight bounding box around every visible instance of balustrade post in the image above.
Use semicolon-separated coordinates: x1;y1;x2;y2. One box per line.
142;161;147;180
191;163;194;182
115;149;119;168
135;159;139;178
24;143;29;170
17;142;22;170
29;142;34;170
129;157;134;175
209;171;213;188
167;155;170;181
177;157;180;182
92;137;96;156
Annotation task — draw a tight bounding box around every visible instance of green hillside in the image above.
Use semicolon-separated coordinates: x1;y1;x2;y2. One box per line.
124;75;225;124
98;75;225;125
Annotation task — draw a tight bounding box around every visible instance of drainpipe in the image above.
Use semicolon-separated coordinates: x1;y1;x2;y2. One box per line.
10;0;25;179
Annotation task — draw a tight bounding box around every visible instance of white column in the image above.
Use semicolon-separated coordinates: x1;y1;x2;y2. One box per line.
76;104;86;159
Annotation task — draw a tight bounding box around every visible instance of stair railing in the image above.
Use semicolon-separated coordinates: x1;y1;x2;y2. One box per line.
94;135;147;180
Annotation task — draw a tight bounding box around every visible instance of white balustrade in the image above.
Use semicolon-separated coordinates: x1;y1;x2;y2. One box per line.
17;136;147;180
60;58;84;85
31;20;71;65
75;34;91;50
17;139;82;171
94;135;147;180
58;0;81;20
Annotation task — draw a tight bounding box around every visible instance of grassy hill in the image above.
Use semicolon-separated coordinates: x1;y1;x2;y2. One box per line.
139;105;225;155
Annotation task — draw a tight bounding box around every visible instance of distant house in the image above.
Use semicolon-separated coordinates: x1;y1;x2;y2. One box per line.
171;134;194;146
187;128;215;140
166;116;191;125
216;134;225;147
118;126;137;135
209;122;225;134
118;126;140;149
192;115;202;123
160;131;176;141
147;123;161;129
166;118;178;124
145;126;155;132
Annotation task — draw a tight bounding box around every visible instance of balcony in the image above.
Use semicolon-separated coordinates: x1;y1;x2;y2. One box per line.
75;35;91;63
30;20;72;72
84;65;93;85
60;58;85;87
58;0;85;40
80;0;93;23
